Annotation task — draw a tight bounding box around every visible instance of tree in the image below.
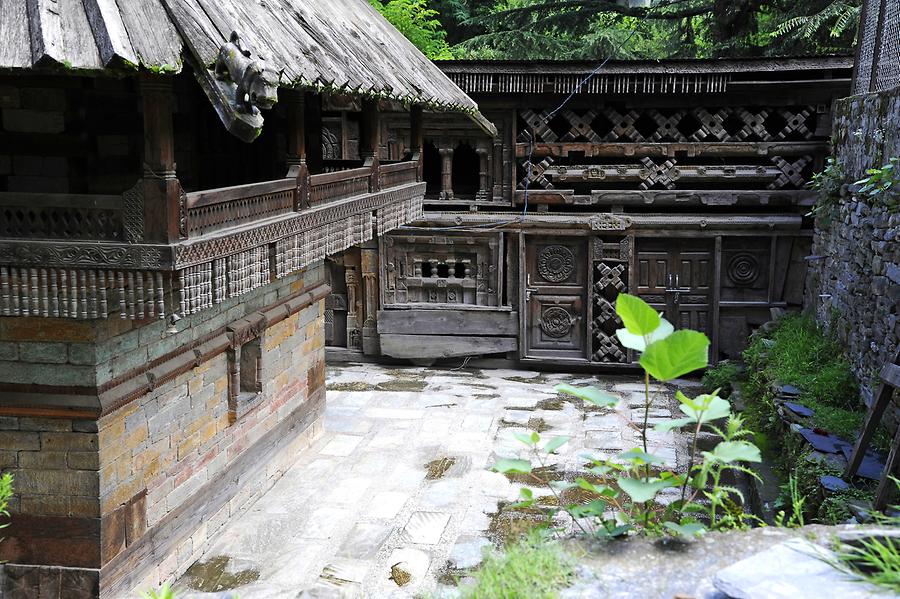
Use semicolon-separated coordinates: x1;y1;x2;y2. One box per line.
449;0;861;60
369;0;455;59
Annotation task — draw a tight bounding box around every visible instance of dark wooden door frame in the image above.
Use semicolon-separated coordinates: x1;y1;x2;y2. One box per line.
519;230;591;362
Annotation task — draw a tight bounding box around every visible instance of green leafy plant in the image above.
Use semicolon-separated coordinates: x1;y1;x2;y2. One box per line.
493;294;761;540
460;532;575;599
701;360;740;398
140;584;177;599
369;0;454;59
808;156;845;219
855;157;899;212
773;473;806;528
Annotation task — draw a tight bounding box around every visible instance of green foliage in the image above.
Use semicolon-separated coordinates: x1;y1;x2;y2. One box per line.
0;472;12;531
855;158;900;213
369;0;454;59
460;533;575;599
835;536;900;592
493;294;761;541
444;0;860;60
808;156;846;220
742;314;865;444
701;360;740;398
140;584;177;599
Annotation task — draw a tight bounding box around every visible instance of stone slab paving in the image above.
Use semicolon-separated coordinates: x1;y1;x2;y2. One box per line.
176;364;689;599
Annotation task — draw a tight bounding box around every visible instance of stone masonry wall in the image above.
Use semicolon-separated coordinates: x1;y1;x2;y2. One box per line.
806;86;900;403
0;263;328;598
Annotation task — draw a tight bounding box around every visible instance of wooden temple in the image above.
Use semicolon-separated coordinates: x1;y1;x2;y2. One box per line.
324;57;854;366
0;0;491;596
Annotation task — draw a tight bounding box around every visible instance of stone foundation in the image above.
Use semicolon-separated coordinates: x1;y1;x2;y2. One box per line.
0;265;328;598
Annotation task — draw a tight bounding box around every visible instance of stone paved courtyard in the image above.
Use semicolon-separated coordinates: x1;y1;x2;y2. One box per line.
177;363;690;598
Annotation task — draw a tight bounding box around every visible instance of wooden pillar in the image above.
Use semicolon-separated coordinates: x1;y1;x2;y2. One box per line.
492;139;503;200
345;256;362;350
360;241;379;355
410;104;424;181
304;92;323;174
361;99;381;192
284;90;310;210
476;146;489;200
140;74;181;243
439;146;453;200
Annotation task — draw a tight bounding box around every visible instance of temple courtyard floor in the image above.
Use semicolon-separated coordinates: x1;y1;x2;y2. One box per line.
176;363;694;598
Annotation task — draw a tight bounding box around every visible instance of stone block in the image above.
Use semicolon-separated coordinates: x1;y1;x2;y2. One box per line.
0;86;20;108
73;420;99;433
0;417;18;430
41;432;98;452
68;344;97;365
16;468;99;495
0;430;40;451
20;88;66;111
2;109;65;134
0;450;17;468
68;451;100;471
17;342;68;364
18;417;72;433
0;342;17;361
20;494;69;516
19;451;68;469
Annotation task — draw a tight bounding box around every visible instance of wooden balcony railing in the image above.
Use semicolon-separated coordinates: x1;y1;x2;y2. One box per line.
184;178;297;237
309;166;372;207
0;192;124;241
379;161;418;189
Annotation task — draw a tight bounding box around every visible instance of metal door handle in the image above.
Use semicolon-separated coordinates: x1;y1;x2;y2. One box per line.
525;274;539;302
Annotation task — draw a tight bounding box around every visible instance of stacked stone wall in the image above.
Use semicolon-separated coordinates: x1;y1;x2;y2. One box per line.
806;86;900;407
0;264;328;597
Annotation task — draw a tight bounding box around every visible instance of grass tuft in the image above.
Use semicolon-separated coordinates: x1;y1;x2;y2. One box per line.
835;536;900;592
461;534;576;599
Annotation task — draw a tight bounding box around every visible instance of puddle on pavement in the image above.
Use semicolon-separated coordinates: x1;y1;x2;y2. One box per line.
375;378;428;392
183;556;260;592
487;501;549;546
503;464;563;485
473;392;501;400
327;381;375;392
527;417;551;432
425;456;457;479
389;563;412;586
436;562;472;587
503;374;549;384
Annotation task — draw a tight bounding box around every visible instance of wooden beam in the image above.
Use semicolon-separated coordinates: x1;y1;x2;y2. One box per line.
410;104;424;181
380;333;517;359
377;309;518;336
360;99;381;191
139;74;181;244
304;92;323;174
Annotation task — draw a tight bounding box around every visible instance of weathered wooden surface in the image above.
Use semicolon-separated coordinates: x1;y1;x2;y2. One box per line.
2;0;483;116
377;309;518;336
380;334;517;359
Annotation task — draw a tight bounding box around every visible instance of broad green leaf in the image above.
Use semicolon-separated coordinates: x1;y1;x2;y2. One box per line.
617;448;665;466
615;317;674;352
596;524;632;538
682;393;731;423
492;459;532;474
615;293;661;336
519;488;533;500
543;435;570;454
549;480;577;492
555;384;618;407
617;476;677;503
639;330;710;381
655;417;696;432
704;441;762;464
574;477;604;494
663;521;706;538
513;432;539;446
568;499;609;518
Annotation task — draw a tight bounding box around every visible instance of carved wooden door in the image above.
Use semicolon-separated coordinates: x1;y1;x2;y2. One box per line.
523;236;589;360
636;239;714;335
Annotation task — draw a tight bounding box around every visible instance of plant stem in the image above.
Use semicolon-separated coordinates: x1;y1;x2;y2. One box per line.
643;370;651;481
681;419;702;503
531;448;591;536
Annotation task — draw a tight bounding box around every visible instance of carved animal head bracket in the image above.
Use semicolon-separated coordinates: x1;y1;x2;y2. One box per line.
192;31;282;143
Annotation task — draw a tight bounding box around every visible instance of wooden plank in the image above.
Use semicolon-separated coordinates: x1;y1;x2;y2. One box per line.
117;0;182;69
185;177;295;208
380;334;517;359
882;363;900;388
84;0;138;67
26;0;66;65
0;0;33;68
517;141;828;159
377;310;519;336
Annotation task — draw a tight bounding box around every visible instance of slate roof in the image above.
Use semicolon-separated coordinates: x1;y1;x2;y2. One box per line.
1;0;484;118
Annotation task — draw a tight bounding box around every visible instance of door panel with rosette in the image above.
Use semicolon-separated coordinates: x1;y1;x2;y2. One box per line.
523;236;589;360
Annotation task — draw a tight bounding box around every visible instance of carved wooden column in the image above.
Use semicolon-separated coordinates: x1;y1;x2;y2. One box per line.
410;104;424;181
344;249;362;350
140;74;181;243
304;92;323;174
439;146;454;200
476;146;490;200
492;139;503;199
361;99;381;192
284;90;310;210
360;241;379;355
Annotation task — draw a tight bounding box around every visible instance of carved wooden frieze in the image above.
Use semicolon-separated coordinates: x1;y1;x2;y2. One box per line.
381;231;502;308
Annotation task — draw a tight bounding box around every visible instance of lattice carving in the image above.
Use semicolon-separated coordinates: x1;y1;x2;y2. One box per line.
518;105;819;144
590;261;627;363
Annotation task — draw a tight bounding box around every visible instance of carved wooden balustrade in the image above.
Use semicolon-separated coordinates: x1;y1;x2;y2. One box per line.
0;159;425;321
0;192;125;241
184;178;298;237
308;167;372;208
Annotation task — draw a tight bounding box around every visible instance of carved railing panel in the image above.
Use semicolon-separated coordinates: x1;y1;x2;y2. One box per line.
184;178;297;238
0;193;124;241
309;167;372;207
379;161;418;189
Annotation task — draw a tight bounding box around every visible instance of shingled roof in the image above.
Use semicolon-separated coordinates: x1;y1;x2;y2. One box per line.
1;0;487;122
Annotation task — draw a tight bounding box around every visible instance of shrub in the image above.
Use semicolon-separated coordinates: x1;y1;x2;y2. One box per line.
702;360;740;398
